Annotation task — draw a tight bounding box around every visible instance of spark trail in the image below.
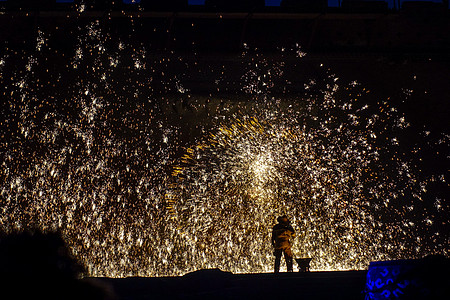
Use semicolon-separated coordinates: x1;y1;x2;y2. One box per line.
0;20;448;276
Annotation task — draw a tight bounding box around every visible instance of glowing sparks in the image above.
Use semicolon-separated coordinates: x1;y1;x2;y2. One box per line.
169;94;447;272
0;21;448;277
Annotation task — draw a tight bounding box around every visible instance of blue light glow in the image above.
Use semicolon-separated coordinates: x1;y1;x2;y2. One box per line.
328;0;340;7
265;0;282;6
188;0;206;5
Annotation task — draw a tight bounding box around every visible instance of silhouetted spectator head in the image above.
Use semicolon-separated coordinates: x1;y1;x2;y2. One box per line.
0;230;115;300
0;230;82;280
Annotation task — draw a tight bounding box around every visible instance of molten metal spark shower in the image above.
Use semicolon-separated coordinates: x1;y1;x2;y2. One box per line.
0;21;447;276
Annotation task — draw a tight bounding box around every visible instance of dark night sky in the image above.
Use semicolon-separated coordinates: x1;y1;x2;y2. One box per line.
0;0;447;9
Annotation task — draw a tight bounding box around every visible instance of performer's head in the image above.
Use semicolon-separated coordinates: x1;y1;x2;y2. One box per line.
277;215;289;224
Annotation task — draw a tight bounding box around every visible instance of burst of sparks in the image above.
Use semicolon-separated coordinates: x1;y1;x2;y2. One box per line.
0;20;448;277
170;95;446;272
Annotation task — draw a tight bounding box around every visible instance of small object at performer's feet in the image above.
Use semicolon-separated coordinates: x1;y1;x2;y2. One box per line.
295;258;312;272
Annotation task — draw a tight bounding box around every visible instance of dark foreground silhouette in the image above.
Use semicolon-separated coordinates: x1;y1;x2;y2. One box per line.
98;258;449;300
98;268;368;300
1;231;448;299
0;230;115;300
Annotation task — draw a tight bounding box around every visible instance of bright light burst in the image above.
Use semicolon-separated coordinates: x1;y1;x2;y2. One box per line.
170;91;446;272
0;20;448;277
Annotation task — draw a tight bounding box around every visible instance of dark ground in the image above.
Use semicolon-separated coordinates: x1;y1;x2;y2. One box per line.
91;269;369;300
87;256;450;300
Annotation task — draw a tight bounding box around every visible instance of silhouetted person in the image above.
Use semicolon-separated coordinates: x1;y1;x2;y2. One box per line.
272;215;295;273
